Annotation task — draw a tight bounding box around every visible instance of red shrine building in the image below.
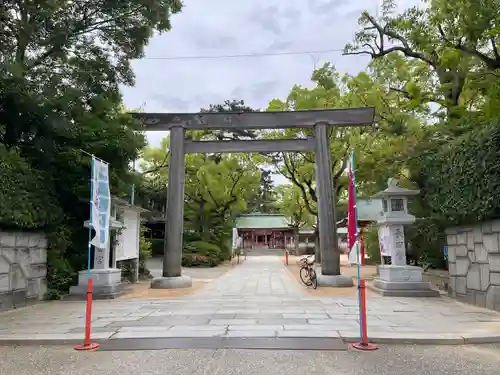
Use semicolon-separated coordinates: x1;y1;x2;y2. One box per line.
234;200;382;254
235;214;298;249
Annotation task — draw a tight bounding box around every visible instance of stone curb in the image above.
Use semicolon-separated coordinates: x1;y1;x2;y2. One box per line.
1;332;500;346
339;332;500;345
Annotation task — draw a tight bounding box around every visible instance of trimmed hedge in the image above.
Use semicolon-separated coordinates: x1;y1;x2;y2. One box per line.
418;119;500;225
399;118;500;269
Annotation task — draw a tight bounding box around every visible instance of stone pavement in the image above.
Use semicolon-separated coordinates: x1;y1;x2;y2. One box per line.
195;255;304;297
0;255;500;345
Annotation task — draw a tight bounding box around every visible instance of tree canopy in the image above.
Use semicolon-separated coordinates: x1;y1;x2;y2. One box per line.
0;0;182;296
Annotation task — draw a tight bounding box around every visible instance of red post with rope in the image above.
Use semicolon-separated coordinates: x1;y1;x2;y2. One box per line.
285;250;289;265
351;280;377;351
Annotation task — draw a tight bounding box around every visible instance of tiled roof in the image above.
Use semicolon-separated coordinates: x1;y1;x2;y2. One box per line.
235;214;291;229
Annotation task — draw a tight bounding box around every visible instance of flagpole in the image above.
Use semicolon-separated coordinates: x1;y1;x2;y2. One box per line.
351;151;361;279
87;157;94;280
74;155;100;351
350;150;377;351
351;151;363;341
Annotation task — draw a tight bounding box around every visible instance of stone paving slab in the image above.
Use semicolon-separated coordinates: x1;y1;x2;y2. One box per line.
1;295;500;345
1;256;500;345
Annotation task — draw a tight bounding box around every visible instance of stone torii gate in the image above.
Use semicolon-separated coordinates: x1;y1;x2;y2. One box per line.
133;108;375;288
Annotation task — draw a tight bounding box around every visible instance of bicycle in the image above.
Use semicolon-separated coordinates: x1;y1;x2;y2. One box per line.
299;255;318;289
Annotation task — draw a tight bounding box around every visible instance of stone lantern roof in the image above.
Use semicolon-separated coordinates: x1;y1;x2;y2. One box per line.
372;178;419;226
374;178;420;198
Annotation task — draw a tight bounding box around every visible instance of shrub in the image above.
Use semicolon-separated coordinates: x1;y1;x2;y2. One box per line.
182;240;222;267
217;238;232;261
138;225;153;276
0;146;62;229
406;218;447;269
45;225;76;299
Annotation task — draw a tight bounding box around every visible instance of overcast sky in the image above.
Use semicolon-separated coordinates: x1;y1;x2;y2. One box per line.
121;0;420;184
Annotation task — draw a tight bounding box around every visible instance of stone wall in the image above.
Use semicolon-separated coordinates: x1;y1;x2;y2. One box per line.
446;220;500;311
0;231;48;311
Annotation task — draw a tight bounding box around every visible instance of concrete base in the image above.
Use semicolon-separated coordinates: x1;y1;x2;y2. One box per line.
317;273;354;288
69;268;126;299
369;265;440;297
368;281;441;297
374;279;434;290
151;275;192;289
379;265;424;282
68;283;128;299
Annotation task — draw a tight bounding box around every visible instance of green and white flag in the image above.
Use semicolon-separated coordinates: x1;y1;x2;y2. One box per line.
90;157;111;249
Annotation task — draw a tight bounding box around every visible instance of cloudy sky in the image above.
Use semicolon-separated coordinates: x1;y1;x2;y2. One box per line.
121;0;420;183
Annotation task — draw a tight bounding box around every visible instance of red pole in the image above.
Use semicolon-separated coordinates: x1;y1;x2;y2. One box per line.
360;280;368;344
285;250;289;265
351;280;377;351
74;278;100;351
84;279;93;345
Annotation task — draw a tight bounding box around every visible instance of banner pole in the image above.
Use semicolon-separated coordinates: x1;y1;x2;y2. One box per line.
351;152;363;342
350;151;377;351
74;156;100;351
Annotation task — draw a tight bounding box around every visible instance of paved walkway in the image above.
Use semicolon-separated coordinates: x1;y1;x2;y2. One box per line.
195;255;304;297
0;256;500;345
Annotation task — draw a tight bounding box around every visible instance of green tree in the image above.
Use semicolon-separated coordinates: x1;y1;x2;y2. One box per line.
247;169;279;213
0;0;182;296
140;97;264;265
429;0;500;71
199;99;258;140
343;0;482;123
275;184;315;228
263;62;422;213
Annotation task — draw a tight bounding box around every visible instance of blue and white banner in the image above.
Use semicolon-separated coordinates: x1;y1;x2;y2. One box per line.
90;157;111;249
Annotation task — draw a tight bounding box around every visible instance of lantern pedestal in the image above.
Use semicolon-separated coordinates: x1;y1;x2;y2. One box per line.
69;268;126;299
368;265;440;297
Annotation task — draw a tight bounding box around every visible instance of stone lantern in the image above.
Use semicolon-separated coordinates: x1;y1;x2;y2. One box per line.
370;178;439;297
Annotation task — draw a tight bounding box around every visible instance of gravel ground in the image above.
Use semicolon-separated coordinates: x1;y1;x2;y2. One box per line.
1;344;499;375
